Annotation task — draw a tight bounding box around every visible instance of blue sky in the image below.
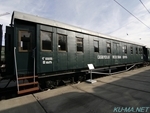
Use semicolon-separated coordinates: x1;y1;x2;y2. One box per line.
0;0;150;47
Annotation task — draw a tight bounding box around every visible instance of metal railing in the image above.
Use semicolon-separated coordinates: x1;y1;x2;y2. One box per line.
14;47;19;91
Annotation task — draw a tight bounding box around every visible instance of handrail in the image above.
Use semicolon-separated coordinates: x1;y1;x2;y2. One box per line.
14;47;19;91
33;48;35;83
90;64;136;75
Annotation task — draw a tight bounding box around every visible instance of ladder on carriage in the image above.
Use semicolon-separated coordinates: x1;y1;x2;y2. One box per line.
14;47;39;95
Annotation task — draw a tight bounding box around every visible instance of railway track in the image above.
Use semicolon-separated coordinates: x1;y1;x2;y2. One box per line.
0;87;17;100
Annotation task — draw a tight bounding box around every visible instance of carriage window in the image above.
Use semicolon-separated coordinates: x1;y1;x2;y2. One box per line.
141;48;143;54
77;37;83;52
19;31;31;52
107;42;111;53
113;43;119;54
131;46;133;54
123;45;127;54
94;40;99;52
139;47;142;54
41;31;52;51
58;34;67;51
136;47;138;54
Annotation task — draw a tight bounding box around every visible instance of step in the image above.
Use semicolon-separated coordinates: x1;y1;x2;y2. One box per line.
18;87;39;95
18;76;38;80
19;82;38;87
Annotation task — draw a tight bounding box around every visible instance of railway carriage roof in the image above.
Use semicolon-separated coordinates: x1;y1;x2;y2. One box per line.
11;11;145;46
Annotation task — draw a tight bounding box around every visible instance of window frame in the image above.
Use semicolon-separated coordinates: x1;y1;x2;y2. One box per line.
141;48;143;54
18;30;32;52
113;42;120;54
76;37;84;53
94;40;99;53
40;30;53;52
58;33;67;52
136;47;138;54
139;47;143;54
107;42;111;54
130;46;133;54
123;45;127;54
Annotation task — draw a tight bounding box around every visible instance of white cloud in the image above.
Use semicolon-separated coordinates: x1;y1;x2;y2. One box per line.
0;0;150;47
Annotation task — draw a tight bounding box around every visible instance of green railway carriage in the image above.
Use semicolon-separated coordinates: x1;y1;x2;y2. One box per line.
5;11;144;78
2;11;149;94
145;48;150;62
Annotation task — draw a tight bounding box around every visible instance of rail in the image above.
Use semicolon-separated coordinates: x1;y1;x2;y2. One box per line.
90;64;136;75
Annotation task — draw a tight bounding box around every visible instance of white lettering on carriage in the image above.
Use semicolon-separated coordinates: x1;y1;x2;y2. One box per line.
97;55;110;59
42;57;53;64
122;56;127;59
45;57;53;60
112;55;122;59
97;55;128;59
45;61;52;64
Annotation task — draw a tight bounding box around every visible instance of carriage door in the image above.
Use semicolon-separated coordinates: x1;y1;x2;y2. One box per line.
17;28;35;75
